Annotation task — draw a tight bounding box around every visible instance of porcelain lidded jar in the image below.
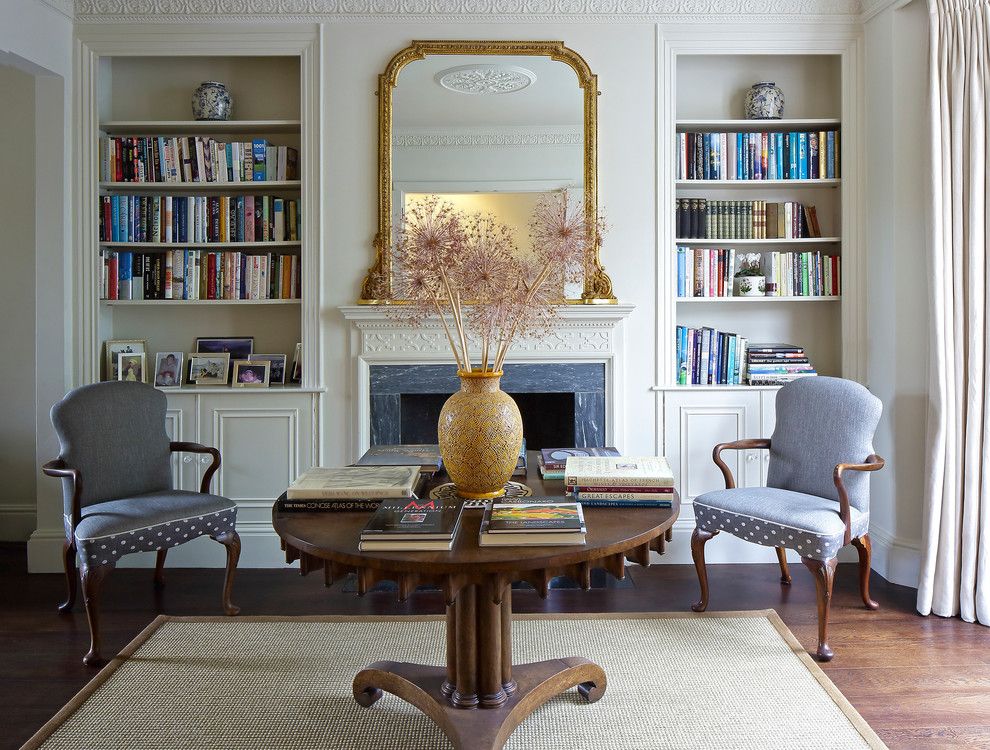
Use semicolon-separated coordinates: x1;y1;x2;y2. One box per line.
744;81;784;120
192;81;233;121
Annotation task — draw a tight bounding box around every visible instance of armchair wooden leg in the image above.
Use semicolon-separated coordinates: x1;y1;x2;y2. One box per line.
81;563;113;667
213;530;241;616
690;527;719;613
154;549;167;590
801;556;838;662
58;539;78;614
851;535;880;610
774;547;792;585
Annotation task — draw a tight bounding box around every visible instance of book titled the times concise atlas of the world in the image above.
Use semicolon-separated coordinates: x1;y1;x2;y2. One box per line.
286;465;421;500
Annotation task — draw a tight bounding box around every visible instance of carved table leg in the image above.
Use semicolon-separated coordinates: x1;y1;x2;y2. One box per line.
353;577;607;750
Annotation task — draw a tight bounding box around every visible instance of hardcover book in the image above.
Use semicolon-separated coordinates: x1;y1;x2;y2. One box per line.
485;502;585;533
355;444;443;472
278;498;382;513
540;447;620;470
360;498;464;541
286;465;420;500
565;456;674;489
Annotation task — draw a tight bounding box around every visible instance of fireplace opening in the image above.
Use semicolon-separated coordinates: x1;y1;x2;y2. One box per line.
399;392;577;450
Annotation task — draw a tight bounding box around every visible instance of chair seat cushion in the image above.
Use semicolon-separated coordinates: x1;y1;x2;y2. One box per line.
73;490;237;570
693;487;868;560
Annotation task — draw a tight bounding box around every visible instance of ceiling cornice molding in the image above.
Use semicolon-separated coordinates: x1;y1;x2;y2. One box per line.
73;0;865;24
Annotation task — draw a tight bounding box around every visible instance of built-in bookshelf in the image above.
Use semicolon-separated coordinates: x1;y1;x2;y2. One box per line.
670;54;845;389
94;55;307;387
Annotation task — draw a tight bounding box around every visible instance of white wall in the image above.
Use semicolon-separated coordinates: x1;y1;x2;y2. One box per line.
0;0;74;562
0;65;38;539
864;0;929;586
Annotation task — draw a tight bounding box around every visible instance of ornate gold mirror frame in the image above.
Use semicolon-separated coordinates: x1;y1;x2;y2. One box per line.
358;40;617;305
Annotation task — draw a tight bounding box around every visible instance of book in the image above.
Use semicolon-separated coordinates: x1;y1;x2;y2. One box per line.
286;465;420;500
565;456;674;489
576;491;673;501
676;129;839;182
355;444;442;473
575;498;673;508
278;498;383;513
540;446;620;471
568;485;674;494
360;498;464;541
479;501;586;546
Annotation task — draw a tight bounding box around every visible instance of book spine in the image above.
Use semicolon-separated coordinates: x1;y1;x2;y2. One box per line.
575;491;673;501
285;488;416;500
575;498;673;508
278;500;383;512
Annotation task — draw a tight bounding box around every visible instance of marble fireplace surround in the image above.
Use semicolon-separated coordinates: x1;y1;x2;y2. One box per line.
339;304;635;458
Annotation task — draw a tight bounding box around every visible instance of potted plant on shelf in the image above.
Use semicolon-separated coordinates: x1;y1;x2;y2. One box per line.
390;192;601;499
734;253;766;297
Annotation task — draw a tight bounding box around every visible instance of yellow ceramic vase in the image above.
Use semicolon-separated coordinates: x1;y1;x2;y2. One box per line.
438;369;523;499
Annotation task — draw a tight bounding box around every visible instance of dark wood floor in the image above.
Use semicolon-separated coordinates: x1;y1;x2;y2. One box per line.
3;542;989;750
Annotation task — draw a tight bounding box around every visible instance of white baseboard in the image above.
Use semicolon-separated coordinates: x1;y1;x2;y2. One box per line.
0;502;37;542
868;524;921;588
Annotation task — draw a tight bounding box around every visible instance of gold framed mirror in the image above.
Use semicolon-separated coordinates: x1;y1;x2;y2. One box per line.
358;40;616;304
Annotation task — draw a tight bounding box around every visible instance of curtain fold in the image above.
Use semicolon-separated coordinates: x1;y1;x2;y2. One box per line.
918;0;990;626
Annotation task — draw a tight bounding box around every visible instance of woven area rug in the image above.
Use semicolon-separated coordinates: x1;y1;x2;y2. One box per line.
23;611;885;750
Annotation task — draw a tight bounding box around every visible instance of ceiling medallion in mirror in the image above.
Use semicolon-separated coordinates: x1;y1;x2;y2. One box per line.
359;40;616;305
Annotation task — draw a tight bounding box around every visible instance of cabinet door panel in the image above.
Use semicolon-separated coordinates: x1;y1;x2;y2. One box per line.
760;390;779;485
663;391;762;503
164;394;197;490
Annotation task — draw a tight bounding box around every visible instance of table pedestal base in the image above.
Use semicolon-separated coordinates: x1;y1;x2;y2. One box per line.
353;657;606;750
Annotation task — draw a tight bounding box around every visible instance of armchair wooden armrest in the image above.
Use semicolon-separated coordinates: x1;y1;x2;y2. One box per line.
170;441;222;494
712;438;771;490
42;458;82;530
833;454;885;546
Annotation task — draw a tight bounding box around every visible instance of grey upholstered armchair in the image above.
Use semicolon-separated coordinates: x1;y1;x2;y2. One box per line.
690;376;885;661
43;381;241;666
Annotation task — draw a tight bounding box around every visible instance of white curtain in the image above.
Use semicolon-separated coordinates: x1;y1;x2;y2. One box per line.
918;0;990;626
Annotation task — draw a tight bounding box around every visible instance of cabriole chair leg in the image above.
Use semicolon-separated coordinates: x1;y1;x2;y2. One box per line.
59;539;78;613
690;527;719;613
214;530;241;616
154;549;167;591
851;534;880;610
81;563;113;667
775;546;792;585
801;556;838;662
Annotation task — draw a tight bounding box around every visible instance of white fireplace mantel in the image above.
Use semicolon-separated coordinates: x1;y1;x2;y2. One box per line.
338;303;636;456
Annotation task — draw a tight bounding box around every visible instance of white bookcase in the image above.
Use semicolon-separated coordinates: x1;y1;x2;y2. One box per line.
72;30;324;567
657;39;864;553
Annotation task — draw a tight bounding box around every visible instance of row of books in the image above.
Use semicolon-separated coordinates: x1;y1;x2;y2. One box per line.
676;327;750;385
99;195;300;244
100;136;299;183
100;250;301;301
675;199;823;240
564;456;674;508
676;130;840;181
746;344;818;385
675;247;840;298
762;251;841;297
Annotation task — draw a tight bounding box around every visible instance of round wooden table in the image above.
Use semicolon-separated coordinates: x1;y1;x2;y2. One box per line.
273;487;678;750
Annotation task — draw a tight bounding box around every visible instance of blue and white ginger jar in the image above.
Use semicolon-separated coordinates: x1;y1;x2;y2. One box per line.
192;81;233;121
744;81;784;120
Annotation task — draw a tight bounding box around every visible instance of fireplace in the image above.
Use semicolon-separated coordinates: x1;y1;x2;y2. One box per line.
369;363;606;449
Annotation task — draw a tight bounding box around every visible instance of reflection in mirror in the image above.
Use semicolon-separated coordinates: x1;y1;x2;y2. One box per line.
392;54;585;296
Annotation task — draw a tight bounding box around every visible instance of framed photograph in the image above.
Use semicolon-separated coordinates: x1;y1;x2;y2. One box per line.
290;342;302;383
232;360;270;388
188;353;230;385
117;352;147;383
249;354;286;385
153;352;183;387
195;337;253;379
104;339;147;381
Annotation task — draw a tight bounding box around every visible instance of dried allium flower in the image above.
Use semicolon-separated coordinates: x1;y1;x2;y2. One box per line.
457;214;517;300
528;189;601;284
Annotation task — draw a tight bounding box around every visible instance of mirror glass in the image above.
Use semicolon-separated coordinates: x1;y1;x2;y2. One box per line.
392;54;584;285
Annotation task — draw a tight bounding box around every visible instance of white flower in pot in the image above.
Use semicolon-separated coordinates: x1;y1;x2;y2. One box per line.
734;253;766;297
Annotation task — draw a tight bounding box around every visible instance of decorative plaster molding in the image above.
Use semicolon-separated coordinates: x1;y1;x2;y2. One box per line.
74;0;864;24
393;127;583;149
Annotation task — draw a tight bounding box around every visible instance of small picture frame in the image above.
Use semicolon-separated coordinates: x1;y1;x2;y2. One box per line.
232;360;270;388
153;352;184;387
195;337;254;379
104;339;147;381
188;353;230;385
249;354;286;385
290;342;302;383
117;352;147;383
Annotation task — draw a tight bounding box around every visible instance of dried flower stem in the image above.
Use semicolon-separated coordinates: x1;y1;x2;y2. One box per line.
432;296;465;371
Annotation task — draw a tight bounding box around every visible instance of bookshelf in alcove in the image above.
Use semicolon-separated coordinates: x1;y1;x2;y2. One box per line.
670;54;845;389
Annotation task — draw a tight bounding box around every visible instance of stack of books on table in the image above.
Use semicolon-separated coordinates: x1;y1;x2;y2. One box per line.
745;343;817;386
354;444;443;477
564;457;675;508
538;447;620;480
279;465;421;512
359;498;464;551
479;500;586;547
